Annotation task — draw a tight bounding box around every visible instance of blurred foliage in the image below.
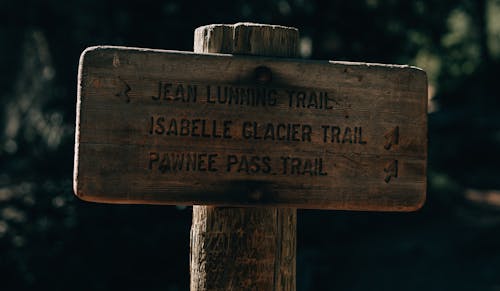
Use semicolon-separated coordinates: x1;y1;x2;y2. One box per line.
1;0;500;290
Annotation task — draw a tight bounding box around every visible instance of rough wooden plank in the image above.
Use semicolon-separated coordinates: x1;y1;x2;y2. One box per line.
74;44;427;211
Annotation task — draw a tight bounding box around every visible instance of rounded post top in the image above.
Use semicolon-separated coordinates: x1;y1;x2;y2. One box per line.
194;22;299;57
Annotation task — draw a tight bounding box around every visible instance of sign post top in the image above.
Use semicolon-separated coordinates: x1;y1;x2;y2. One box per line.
194;22;299;57
74;45;427;211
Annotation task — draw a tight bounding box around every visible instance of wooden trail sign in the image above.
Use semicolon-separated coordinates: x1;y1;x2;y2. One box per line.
74;45;427;211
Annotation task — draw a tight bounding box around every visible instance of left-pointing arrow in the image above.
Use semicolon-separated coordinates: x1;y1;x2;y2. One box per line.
115;77;131;103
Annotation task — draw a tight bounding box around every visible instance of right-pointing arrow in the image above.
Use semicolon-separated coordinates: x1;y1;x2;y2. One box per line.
384;126;399;150
384;160;398;183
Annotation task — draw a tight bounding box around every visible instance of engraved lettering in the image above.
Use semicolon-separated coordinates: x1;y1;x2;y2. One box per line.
262;156;271;174
296;91;306;108
197;153;207;171
277;124;287;141
148;152;159;169
152;81;197;102
152;82;161;100
358;127;367;144
150;117;232;139
342;127;353;144
307;91;318;108
332;126;341;143
150;152;219;173
227;155;238;172
281;156;328;176
321;125;329;143
325;92;334;109
206;85;278;107
268;89;277;106
167;119;178;136
242;122;313;142
287;90;334;110
321;125;366;145
223;121;232;139
226;155;273;174
242;122;253;139
149;116;154;134
264;123;275;140
208;154;218;172
180;119;190;136
162;83;172;100
191;119;200;137
201;120;211;138
155;117;165;134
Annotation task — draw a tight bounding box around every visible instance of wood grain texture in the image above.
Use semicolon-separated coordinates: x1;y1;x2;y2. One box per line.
194;22;299;57
190;206;296;291
74;29;427;211
190;23;297;291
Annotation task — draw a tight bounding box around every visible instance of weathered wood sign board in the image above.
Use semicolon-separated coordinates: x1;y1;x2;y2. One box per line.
74;46;427;211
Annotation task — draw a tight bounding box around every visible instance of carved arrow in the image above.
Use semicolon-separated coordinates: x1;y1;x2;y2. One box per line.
384;160;398;183
384;126;399;150
115;77;131;103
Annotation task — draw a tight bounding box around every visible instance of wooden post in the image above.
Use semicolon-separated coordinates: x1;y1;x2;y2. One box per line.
190;23;299;291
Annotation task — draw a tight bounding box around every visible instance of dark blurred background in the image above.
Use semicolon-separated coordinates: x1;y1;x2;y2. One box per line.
1;0;500;290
